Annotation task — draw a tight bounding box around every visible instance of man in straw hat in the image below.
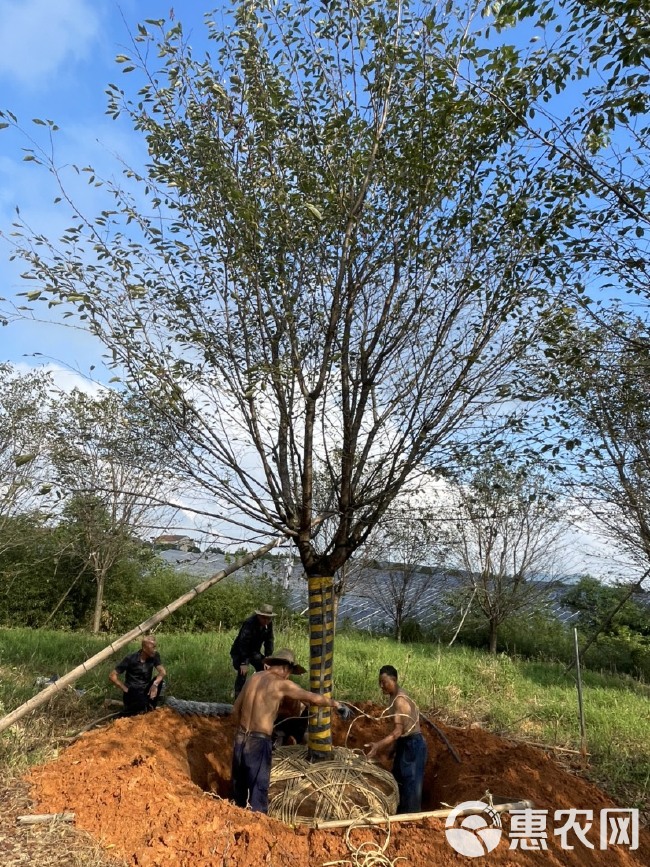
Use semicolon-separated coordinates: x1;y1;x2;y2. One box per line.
230;603;276;698
231;648;346;813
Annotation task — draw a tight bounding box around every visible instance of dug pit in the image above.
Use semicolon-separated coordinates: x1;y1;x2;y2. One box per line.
27;703;649;867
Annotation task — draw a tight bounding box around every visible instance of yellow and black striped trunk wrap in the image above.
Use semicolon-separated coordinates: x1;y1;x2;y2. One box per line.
307;575;334;758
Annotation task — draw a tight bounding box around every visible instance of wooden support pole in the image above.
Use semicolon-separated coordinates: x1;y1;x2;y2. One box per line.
573;627;588;758
0;536;282;735
509;738;590;756
309;799;535;830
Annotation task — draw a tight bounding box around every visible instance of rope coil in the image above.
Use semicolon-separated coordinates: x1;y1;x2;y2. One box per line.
322;824;407;867
269;746;398;825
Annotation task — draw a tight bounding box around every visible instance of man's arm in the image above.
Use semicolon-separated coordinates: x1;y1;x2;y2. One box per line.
148;663;166;698
282;680;341;712
109;669;128;693
231;684;245;727
365;696;408;758
235;621;255;666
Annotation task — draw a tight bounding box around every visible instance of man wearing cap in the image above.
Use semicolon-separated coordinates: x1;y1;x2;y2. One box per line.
230;604;276;698
231;648;346;813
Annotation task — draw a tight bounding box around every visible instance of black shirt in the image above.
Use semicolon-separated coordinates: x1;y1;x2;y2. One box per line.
115;650;162;690
230;614;274;666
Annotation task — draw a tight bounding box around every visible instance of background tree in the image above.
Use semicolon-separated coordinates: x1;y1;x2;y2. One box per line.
439;460;569;654
45;389;177;633
548;0;650;305
0;364;54;612
537;310;650;661
358;502;441;642
465;0;650;313
564;576;650;639
5;1;577;754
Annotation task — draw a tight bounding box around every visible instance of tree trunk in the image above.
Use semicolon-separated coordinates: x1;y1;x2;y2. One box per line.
332;591;340;638
307;575;335;760
488;619;498;655
92;569;107;634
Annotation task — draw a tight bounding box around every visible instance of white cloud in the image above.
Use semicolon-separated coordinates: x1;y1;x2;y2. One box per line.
0;0;101;87
10;361;106;396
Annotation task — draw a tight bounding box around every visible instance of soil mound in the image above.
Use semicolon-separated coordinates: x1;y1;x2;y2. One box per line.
28;703;649;867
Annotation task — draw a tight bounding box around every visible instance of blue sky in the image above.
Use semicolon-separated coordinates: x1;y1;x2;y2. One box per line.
0;0;209;385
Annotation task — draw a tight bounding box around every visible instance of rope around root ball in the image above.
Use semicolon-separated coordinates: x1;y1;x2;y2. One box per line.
322;824;407;867
268;746;399;825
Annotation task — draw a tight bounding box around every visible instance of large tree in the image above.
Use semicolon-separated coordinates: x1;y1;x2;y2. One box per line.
5;1;574;754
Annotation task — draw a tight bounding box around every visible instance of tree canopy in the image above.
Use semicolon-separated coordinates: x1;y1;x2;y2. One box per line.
5;0;577;579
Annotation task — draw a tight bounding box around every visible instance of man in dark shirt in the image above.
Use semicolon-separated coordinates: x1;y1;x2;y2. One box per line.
230;604;275;698
109;635;166;716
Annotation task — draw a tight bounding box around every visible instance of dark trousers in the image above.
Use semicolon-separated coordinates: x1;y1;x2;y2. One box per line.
231;731;273;813
232;654;264;698
393;733;427;813
122;680;163;717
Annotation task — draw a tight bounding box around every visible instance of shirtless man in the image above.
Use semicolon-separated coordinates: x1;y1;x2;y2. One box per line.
365;665;427;813
231;647;344;813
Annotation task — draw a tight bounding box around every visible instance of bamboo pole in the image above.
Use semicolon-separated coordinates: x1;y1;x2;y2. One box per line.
0;536;282;734
508;739;590;756
573;627;588;757
309;799;535;830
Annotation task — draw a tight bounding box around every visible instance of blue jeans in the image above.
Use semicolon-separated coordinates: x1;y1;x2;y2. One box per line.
393;733;427;813
231;730;273;813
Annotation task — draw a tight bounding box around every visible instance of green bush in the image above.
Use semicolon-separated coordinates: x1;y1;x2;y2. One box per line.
400;619;425;643
0;522;96;629
103;563;292;634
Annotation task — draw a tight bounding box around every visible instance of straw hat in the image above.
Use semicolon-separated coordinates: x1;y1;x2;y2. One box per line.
263;648;306;675
255;603;277;617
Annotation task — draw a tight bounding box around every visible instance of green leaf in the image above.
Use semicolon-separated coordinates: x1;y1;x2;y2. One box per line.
15;454;37;467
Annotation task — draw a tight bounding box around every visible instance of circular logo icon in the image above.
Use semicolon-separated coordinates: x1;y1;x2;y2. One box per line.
445;800;503;858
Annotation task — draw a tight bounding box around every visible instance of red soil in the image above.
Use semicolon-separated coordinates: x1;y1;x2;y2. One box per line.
28;704;649;867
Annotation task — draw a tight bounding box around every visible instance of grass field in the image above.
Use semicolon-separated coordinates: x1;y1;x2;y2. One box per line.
0;625;648;808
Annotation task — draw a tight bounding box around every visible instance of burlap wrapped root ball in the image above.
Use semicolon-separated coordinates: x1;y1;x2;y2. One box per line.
268;746;399;824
